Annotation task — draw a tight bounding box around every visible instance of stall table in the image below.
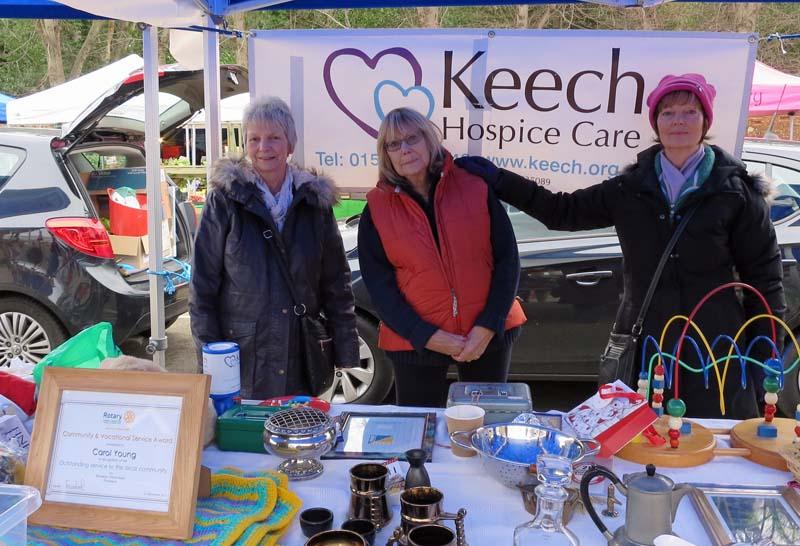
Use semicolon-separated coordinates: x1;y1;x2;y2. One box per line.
202;405;792;546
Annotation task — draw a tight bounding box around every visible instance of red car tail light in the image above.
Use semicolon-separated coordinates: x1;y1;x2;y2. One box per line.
46;218;115;259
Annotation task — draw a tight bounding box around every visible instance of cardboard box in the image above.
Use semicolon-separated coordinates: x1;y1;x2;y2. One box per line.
86;167;147;191
109;220;175;270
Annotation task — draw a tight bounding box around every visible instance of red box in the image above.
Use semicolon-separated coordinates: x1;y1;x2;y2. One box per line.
108;190;148;236
161;144;183;159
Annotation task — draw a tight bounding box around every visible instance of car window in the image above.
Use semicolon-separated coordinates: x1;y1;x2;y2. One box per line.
78;151;144;170
745;160;800;222
0;146;26;191
504;202;615;241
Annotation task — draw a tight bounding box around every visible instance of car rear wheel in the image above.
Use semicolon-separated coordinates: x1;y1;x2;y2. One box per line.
0;296;67;366
319;315;394;404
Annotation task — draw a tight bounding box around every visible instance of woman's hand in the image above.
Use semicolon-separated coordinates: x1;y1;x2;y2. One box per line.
453;326;495;363
425;329;467;356
454;156;501;188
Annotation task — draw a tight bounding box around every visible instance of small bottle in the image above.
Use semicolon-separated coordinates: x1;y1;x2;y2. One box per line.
513;454;580;546
404;448;431;489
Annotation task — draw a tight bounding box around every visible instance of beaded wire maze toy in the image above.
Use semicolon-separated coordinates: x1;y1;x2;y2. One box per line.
618;282;800;470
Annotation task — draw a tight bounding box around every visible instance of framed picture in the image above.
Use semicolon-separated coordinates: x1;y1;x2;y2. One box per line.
323;411;437;461
690;483;800;546
25;368;210;540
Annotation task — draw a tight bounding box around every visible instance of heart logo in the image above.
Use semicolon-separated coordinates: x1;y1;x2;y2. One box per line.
323;47;423;138
374;80;436;121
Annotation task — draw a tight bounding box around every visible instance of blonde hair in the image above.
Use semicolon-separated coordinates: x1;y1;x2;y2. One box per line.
654;90;710;143
376;108;445;186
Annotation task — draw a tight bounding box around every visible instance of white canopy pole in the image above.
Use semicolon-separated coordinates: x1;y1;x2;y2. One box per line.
203;14;222;175
143;23;167;366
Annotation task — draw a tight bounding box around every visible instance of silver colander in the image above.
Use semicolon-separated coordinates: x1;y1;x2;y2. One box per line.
263;407;337;480
450;423;587;489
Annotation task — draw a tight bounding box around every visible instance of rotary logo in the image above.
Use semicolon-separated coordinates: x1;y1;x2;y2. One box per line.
123;410;136;424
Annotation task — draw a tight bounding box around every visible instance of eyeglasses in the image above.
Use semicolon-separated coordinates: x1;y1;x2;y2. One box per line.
385;132;423;152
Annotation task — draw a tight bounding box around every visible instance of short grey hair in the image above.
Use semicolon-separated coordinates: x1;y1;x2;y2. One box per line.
242;96;298;153
377;107;445;186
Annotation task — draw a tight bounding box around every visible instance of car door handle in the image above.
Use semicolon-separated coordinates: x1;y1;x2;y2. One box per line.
565;271;613;286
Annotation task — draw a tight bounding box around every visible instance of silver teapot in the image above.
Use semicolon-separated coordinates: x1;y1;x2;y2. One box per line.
579;464;693;546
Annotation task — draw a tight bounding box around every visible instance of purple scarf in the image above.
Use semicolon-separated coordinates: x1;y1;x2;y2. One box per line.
658;145;706;204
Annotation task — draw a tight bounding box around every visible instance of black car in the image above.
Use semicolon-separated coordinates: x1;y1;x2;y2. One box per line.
0;65;248;364
328;139;800;417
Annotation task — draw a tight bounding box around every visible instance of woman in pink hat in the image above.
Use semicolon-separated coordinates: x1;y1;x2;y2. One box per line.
457;73;785;419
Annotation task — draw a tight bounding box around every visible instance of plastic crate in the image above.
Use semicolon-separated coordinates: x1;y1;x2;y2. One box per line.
0;484;41;545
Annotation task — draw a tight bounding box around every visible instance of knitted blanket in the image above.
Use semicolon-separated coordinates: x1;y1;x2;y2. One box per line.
28;468;301;546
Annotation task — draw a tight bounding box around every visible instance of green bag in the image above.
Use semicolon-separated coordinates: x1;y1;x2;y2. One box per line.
32;322;122;384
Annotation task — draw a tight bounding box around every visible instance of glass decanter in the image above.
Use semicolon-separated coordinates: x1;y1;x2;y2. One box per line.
513;454;580;546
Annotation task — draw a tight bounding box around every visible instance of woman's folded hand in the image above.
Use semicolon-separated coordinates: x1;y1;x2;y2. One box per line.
425;329;467;356
452;326;495;363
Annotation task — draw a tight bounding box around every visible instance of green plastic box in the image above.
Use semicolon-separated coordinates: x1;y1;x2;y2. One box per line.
215;404;281;453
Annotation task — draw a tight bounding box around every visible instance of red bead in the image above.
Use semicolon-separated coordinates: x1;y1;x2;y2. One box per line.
653;393;664;403
668;429;680;439
654;365;665;375
670;439;680;449
765;405;777;414
794;426;800;436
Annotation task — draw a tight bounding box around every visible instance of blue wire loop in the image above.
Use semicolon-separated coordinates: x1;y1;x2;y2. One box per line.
148;258;192;295
639;333;796;397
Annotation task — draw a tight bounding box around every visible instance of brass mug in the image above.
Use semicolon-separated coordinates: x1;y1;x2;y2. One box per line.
407;525;456;546
349;463;392;529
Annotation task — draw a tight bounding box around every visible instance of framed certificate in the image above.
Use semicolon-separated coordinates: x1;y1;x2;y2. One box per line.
323;411;436;461
25;368;209;539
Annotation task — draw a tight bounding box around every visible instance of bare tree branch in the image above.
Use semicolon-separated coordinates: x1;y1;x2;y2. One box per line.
69;20;104;80
417;7;440;28
315;9;349;29
36;19;65;86
229;12;248;66
516;5;529;29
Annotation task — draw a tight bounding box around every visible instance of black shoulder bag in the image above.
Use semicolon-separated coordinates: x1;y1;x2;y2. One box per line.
263;227;335;396
598;206;698;387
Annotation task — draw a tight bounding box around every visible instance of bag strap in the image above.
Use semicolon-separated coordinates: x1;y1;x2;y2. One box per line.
261;225;310;318
629;206;699;336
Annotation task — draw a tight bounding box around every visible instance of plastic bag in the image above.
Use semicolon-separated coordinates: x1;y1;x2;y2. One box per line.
0;439;26;484
109;186;141;209
32;322;121;385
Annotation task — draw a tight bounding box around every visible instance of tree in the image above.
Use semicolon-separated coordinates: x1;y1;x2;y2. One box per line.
37;20;65;86
417;7;439;28
69;20;104;79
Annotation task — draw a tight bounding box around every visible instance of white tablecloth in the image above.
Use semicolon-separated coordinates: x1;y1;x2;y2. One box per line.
202;405;791;546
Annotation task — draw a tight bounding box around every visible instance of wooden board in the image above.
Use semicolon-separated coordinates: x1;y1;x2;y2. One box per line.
730;417;793;471
616;416;716;467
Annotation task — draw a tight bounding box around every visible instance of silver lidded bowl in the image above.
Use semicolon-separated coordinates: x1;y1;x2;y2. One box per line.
450;423;587;489
263;406;337;480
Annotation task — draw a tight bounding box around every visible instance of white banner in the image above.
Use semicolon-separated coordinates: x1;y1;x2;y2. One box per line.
249;30;756;193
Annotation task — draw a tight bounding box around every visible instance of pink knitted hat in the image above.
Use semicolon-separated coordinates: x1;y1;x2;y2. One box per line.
646;73;717;131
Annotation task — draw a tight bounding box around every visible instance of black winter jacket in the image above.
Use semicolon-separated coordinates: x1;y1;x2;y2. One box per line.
495;144;785;418
189;158;359;399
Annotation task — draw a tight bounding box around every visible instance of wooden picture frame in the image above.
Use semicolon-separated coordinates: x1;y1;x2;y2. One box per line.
25;368;209;539
690;483;800;546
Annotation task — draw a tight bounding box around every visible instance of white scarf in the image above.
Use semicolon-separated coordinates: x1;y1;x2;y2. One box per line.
259;168;294;231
